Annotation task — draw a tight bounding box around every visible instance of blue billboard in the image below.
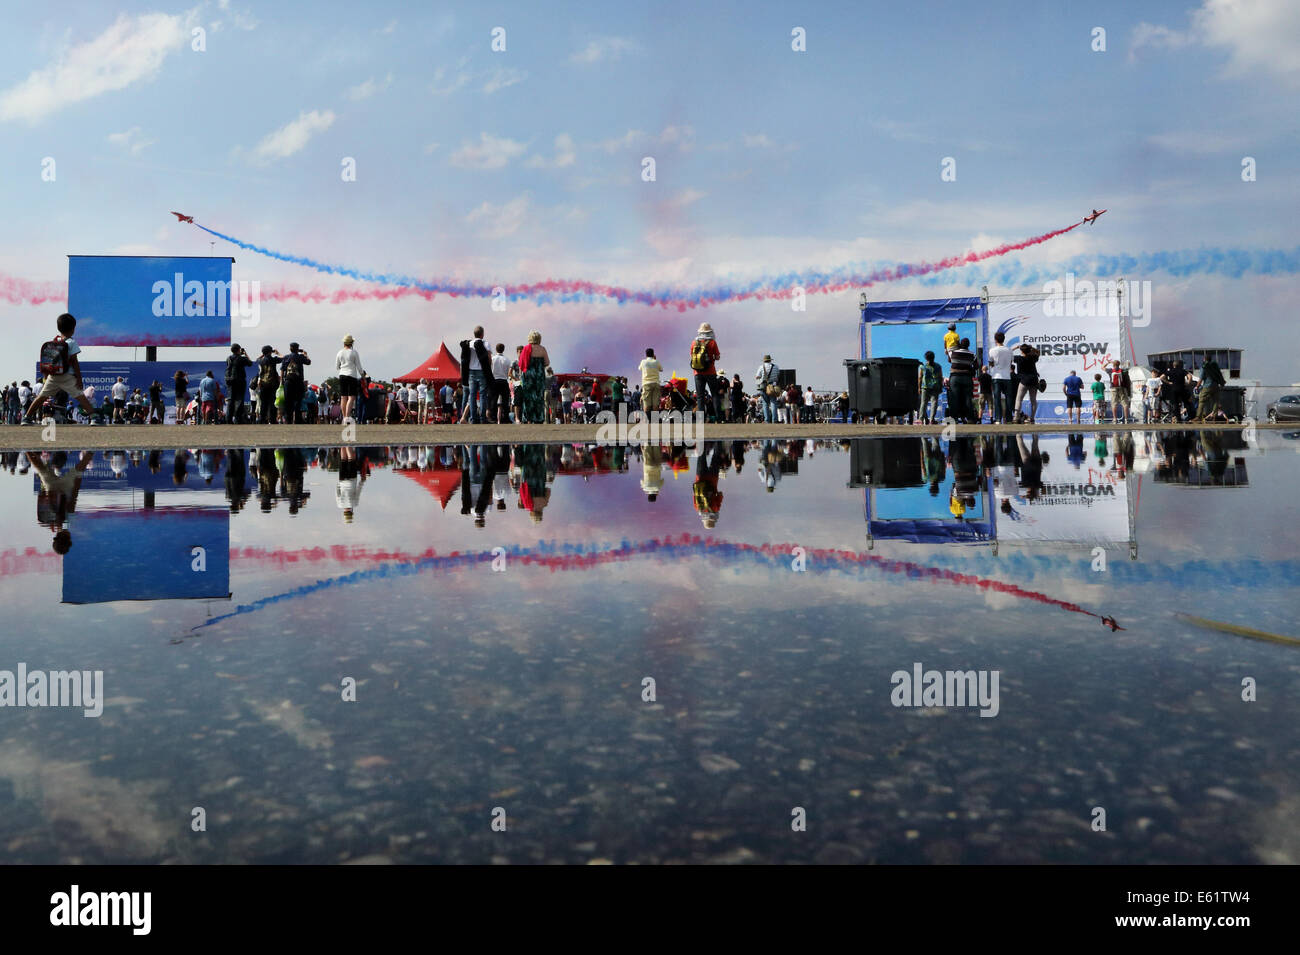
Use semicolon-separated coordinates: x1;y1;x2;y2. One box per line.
40;361;252;415
62;507;231;603
34;449;239;493
67;255;235;347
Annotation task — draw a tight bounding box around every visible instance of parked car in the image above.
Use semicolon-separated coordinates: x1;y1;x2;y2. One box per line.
1266;394;1300;423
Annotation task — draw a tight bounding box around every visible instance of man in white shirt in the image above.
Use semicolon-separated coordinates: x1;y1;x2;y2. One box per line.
987;331;1014;424
416;379;428;422
638;348;663;416
111;377;129;424
754;356;780;423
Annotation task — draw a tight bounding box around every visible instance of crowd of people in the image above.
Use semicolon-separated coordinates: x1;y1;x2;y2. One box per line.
4;312;1237;430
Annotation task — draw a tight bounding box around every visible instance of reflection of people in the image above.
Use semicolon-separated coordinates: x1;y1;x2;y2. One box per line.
1016;434;1048;500
693;443;724;528
30;450;95;554
640;445;663;501
516;444;550;521
337;447;361;522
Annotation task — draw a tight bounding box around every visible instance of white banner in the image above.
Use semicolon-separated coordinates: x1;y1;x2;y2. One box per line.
987;291;1122;421
991;435;1131;543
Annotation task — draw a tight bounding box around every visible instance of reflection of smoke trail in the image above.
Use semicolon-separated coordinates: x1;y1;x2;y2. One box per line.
193;535;1113;635
192;220;1087;310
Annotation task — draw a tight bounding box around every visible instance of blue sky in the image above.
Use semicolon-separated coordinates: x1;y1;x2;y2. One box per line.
1;0;1297;385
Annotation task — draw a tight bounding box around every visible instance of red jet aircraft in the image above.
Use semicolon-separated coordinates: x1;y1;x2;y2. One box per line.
1083;208;1107;225
170;211;194;223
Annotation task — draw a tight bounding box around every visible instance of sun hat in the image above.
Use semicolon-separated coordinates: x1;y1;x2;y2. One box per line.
697;322;714;337
343;334;354;345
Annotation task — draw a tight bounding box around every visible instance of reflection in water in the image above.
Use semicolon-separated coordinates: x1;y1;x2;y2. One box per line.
0;432;1295;864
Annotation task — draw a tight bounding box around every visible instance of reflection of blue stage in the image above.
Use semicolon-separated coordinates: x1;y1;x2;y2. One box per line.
865;477;995;543
35;450;231;494
63;507;230;604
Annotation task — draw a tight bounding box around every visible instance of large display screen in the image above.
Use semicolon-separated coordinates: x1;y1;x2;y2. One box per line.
67;255;235;346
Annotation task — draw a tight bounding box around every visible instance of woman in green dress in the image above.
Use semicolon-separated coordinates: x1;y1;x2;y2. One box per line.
518;330;551;424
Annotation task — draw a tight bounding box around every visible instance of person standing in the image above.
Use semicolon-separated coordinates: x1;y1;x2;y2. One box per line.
278;343;310;424
1109;360;1130;423
173;368;190;423
987;331;1014;424
110;376;129;424
518;331;551;424
1062;369;1084;425
335;334;364;424
459;327;495;424
491;344;511;423
918;351;943;425
755;355;780;423
977;365;993;424
689;323;721;423
1090;374;1107;423
943;323;960;360
197;370;220;424
730;374;745;423
416;378;429;424
255;346;280;424
148;379;164;424
1195;353;1227;422
225;344;253;424
639;348;663;417
947;338;976;424
1012;343;1041;424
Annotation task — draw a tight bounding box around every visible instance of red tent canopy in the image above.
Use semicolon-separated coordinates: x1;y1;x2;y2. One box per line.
394;465;461;510
393;342;461;384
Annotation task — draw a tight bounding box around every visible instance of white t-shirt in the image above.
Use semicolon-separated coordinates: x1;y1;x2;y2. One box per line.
19;385;31;404
63;336;81;359
804;391;814;406
639;357;663;385
336;476;361;510
467;339;484;371
417;383;428;402
491;353;510;379
335;346;364;379
988;344;1013;381
112;382;128;401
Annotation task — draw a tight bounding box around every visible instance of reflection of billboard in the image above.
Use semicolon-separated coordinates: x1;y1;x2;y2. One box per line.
986;295;1121;423
62;508;230;603
68;255;234;346
34;449;235;493
991;435;1130;544
856;438;994;543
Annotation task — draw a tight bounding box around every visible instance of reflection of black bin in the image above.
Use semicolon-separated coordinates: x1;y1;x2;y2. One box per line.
848;438;923;487
1219;386;1246;420
844;358;920;418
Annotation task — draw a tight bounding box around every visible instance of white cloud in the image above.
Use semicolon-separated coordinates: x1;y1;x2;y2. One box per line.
1193;0;1300;85
666;188;706;210
593;129;644;153
107;126;154;155
659;125;695;150
379;19;398;35
483;67;527;94
465;195;530;239
423;142;440;155
524;133;576;169
742;133;774;149
217;0;258;31
347;73;394;101
450;132;528;169
1131;0;1300;85
570;36;639;65
248;110;336;163
0;12;189;123
1145;130;1246;154
431;64;470;96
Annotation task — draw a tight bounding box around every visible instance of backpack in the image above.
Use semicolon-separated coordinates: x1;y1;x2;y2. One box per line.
282;356;303;383
690;339;710;372
1110;368;1123;388
921;362;940;390
39;337;69;377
